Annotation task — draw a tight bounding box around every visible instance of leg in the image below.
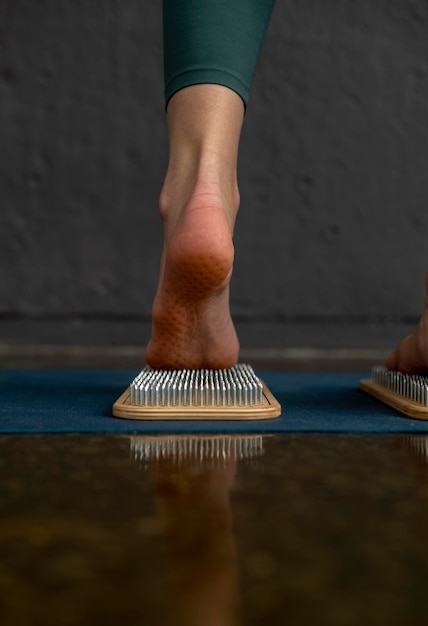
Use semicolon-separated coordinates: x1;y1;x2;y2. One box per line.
145;85;243;369
386;271;428;374
146;0;276;369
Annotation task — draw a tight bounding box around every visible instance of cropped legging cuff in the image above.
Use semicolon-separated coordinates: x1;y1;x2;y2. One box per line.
163;0;276;107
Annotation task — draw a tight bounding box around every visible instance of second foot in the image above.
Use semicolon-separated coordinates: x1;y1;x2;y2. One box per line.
386;271;428;374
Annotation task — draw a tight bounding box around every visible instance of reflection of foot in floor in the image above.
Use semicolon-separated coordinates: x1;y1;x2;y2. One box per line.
145;179;240;370
152;449;239;626
386;271;428;374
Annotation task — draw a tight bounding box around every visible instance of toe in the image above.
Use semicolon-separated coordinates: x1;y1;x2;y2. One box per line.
385;349;397;370
387;334;422;374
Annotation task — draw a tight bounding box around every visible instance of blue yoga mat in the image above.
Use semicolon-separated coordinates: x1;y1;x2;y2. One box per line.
1;369;428;434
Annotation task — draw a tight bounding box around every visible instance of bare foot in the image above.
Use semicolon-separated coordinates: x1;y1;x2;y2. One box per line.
386;271;428;374
145;178;240;370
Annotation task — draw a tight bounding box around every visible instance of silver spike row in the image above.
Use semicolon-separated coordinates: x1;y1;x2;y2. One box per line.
372;365;428;407
130;435;265;464
129;364;264;407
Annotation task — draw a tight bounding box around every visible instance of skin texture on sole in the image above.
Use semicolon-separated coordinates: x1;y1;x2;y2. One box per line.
146;204;239;371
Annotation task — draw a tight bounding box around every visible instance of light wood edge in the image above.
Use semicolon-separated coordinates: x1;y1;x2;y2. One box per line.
359;379;428;420
112;380;281;421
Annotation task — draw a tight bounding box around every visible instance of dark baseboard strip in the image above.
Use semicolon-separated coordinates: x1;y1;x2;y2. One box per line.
0;344;388;371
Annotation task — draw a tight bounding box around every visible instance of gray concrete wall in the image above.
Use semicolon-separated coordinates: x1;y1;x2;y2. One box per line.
1;0;428;350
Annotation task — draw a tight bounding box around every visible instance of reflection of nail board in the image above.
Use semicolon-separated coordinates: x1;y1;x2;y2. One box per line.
130;435;265;466
402;436;428;466
360;366;428;420
113;364;281;420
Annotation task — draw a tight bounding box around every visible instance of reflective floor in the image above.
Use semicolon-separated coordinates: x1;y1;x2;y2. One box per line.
1;433;428;625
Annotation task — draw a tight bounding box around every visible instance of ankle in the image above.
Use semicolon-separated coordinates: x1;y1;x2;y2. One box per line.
159;165;240;231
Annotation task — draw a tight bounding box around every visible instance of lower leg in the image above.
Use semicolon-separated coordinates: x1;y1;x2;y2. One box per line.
386;271;428;374
145;85;244;369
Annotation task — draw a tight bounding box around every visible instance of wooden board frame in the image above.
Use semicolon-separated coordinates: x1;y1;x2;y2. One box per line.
112;380;281;420
360;378;428;420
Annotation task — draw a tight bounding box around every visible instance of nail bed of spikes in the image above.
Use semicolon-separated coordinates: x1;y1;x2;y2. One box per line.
130;364;264;407
372;365;428;406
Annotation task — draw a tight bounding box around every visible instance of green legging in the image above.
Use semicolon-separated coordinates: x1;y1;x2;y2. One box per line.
163;0;276;107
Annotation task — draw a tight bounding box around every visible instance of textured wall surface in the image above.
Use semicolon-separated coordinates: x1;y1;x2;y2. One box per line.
1;0;428;348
